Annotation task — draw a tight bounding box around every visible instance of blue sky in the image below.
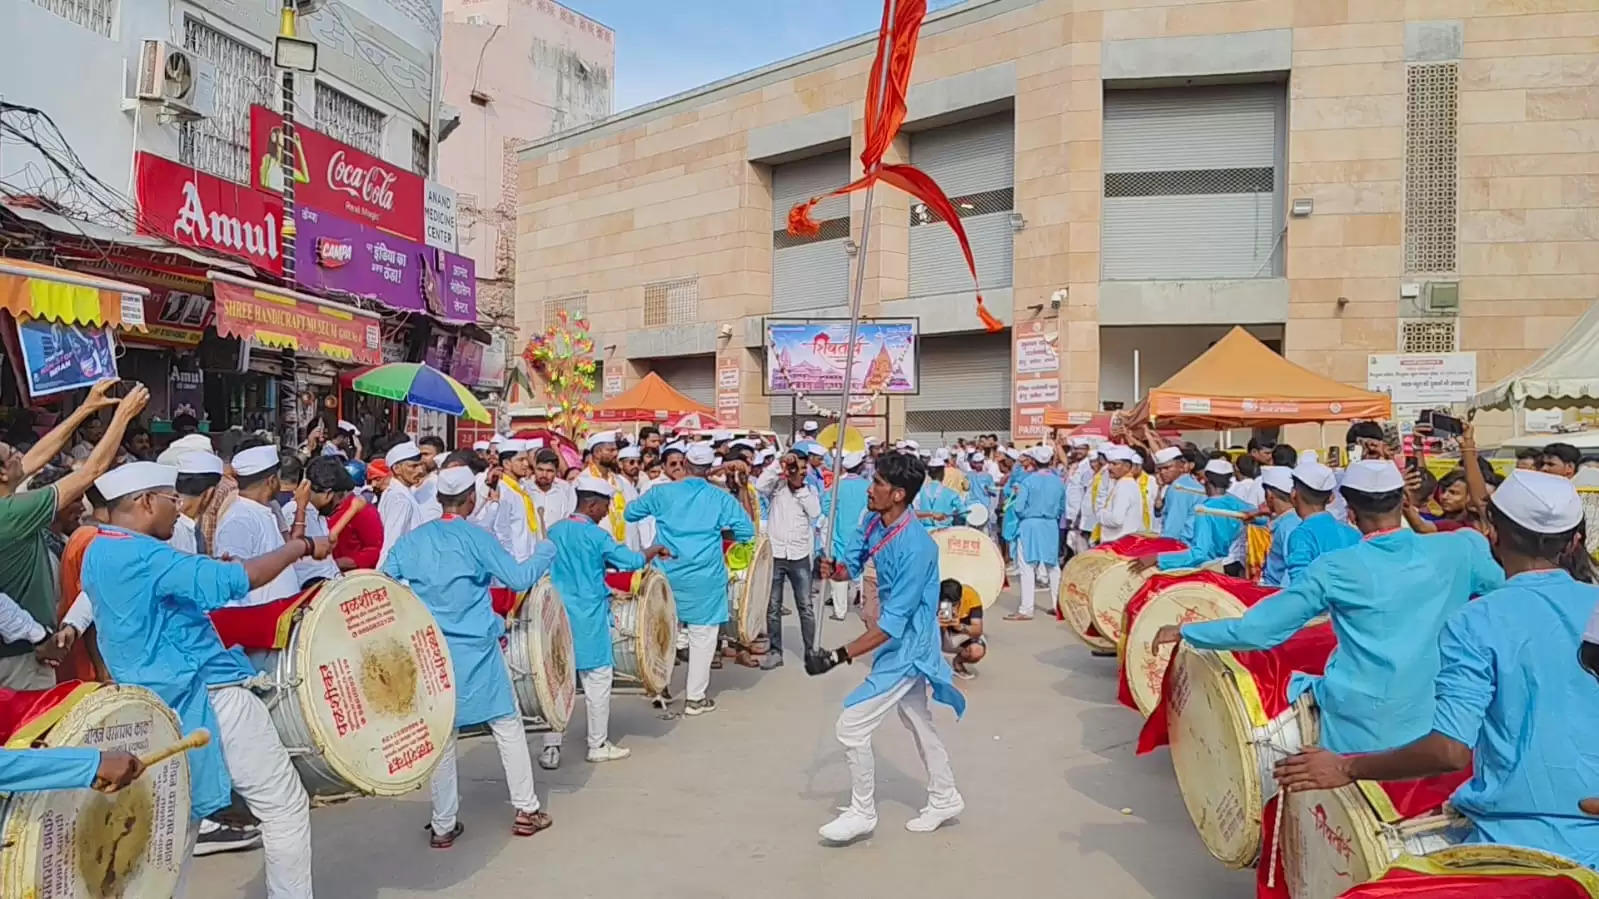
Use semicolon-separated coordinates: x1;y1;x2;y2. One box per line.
573;0;966;112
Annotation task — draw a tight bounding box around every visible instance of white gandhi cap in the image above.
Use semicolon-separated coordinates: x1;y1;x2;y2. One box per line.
232;445;280;477
176;452;224;476
472;440;490;451
1491;469;1583;534
1153;446;1182;465
842;450;865;468
685;444;716;466
573;474;615;497
1028;445;1054;464
385;441;422;468
1203;458;1234;476
1341;460;1405;494
95;461;177;501
585;431;618;450
618;445;642;460
437;466;477;496
1292;460;1338;493
1261;465;1294;495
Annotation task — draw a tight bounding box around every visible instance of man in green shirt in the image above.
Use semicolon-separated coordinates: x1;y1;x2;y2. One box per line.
0;380;149;688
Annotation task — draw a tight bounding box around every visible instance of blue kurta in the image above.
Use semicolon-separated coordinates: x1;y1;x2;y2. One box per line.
1012;471;1065;566
624;478;755;626
1282;510;1361;583
1432;569;1599;863
1432;569;1599;866
821;474;870;560
0;747;100;792
1260;511;1302;587
838;513;965;716
1181;529;1504;753
546;516;645;671
82;527;256;819
383;517;554;727
965;471;995;510
1160;475;1205;540
914;480;963;532
1158;494;1254;570
1000;468;1031;544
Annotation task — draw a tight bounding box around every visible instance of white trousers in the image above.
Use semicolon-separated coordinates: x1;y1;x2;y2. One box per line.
430;714;539;832
207;686;313;899
543;667;614;751
827;579;859;617
684;624;719;701
1016;561;1060;617
835;677;960;818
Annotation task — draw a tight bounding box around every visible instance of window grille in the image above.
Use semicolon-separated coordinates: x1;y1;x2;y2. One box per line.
179;19;271;184
1404;64;1459;273
642;277;699;327
315;82;383;156
411;129;430;177
1400;318;1458;354
33;0;113;36
543;292;587;329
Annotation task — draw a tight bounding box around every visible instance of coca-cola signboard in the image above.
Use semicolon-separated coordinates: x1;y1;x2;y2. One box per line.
249;105;425;241
134;152;284;274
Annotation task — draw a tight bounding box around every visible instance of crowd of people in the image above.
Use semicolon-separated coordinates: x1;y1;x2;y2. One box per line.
2;385;1597;895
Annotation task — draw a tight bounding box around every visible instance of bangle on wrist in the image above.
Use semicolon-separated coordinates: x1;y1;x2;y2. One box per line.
301;536;315;557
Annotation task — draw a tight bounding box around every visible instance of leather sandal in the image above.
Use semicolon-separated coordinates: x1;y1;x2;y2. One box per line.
513;810;552;837
428;822;463;849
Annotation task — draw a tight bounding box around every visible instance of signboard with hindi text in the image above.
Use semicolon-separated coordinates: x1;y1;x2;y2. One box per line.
1366;353;1476;406
1012;318;1060;441
764;319;918;396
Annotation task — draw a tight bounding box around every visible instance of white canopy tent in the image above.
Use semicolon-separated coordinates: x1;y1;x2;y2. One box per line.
1473;301;1599;417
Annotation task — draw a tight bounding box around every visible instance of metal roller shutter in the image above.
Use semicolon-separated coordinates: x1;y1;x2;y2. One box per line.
650;356;716;408
903;333;1011;444
908;113;1015;297
772;152;851;313
1102;84;1284;281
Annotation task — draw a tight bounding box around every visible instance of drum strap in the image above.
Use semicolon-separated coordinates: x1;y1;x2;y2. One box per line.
862;513;913;563
500;475;542;537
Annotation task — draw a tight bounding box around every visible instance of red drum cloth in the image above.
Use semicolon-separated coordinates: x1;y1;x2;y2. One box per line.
1125;573;1281;737
1337;868;1595;899
1102;534;1186;559
208;585;321;651
490;587;520;618
604;571;642;594
0;680;97;745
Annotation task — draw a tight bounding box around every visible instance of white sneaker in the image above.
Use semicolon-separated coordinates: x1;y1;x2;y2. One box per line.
586;742;631;763
818;808;877;842
538;745;560;770
905;798;964;833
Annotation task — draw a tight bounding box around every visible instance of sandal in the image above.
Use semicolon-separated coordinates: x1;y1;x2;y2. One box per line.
734;649;760;668
427;822;464;849
512;810;552;837
711;656;724;669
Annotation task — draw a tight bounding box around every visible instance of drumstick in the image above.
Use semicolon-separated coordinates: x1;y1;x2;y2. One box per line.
138;729;211;770
1193;506;1257;522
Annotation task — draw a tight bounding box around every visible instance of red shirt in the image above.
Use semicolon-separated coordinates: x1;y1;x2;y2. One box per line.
330;494;384;571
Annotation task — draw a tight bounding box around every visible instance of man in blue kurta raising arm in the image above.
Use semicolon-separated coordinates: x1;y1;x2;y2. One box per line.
624;443;754;718
382;467;556;848
82;462;328;899
808;451;966;844
0;746;142;793
1276;471;1599;866
538;475;669;771
1151;460;1505;754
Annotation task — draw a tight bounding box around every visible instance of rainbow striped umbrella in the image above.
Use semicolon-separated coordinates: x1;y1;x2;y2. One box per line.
352;362;490;423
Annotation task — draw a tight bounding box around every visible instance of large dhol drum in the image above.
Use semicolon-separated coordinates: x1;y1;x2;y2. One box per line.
608;569;677;696
0;684;192;899
250;571;457;799
1121;575;1266;717
503;579;577;733
1281;783;1465;899
1059;549;1122;650
933;526;1005;609
727;537;773;646
1088;561;1153;645
1342;845;1599;898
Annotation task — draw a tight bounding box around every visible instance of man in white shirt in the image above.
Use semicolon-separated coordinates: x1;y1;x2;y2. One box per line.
492;440;537;559
279;493;340;589
529;447;577;542
1096;446;1146;543
1061;438;1092;555
378;440;428;564
212;442;304;607
170;451;224;555
755;451;821;669
1080;446;1111;544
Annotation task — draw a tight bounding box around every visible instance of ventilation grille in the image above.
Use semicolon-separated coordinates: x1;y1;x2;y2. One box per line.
542;292;587;329
1404;63;1459;274
1400;318;1458;354
642;277;699;328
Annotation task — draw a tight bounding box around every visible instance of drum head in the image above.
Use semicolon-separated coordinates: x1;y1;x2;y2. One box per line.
1088;560;1149;644
934;527;1004;609
1122;580;1251;717
634;570;678;696
0;685;191;899
293;571;457;796
1060;550;1119;650
964;503;990;528
522;578;577;733
736;538;774;645
1167;648;1265;868
1282;784;1389;899
1423;844;1599;880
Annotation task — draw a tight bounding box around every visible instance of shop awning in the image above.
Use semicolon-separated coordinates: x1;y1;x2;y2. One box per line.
208;271;382;365
593;372;714;423
1473;300;1599;411
1127;327;1392;429
0;258;148;328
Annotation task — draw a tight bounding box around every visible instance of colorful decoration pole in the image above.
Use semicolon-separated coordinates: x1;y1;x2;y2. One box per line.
522;308;597;437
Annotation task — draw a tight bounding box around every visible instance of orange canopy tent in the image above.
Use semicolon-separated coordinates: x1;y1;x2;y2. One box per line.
592;372;714;423
1126;327;1392;429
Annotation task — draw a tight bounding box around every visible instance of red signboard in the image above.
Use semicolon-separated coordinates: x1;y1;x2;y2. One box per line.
249;106;425;241
134;152;285;274
211;279;382;365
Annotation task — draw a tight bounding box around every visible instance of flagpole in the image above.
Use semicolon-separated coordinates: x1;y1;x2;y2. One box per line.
818;0;898;648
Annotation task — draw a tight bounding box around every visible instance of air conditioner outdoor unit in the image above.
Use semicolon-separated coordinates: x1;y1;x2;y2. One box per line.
135;40;217;120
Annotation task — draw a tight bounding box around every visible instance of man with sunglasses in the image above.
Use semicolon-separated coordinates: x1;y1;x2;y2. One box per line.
1275;470;1599;867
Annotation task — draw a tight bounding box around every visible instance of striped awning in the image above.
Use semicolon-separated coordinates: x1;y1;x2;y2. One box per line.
0;259;148;328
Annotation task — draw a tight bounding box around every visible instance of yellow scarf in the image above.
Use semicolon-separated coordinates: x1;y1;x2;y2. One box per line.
588;464;627;541
1089;470;1105;543
500;474;541;536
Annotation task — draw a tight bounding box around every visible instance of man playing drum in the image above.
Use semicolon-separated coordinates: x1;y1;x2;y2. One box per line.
81;461;330;899
539;475;669;769
1277;460;1360;583
1132;458;1254;577
938;578;985;680
1153;460;1504;754
214;443;319;606
808;451;965;842
382;467;557;848
914;451;963;532
1277;470;1599;867
1257;465;1301;588
0;745;142;793
623;444;755;717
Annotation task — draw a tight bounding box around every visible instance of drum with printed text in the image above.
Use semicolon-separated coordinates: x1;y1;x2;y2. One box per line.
934;526;1005;609
1121;575;1263;717
727;537;773;646
503;578;577;733
0;683;192;899
249;571;457;799
608;569;677;696
1059;549;1122;650
1281;783;1466;899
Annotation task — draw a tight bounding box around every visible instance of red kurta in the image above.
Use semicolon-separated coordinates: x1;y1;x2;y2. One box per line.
329;494;383;571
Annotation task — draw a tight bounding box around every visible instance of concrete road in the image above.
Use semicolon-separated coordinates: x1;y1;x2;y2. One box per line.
190;590;1251;897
